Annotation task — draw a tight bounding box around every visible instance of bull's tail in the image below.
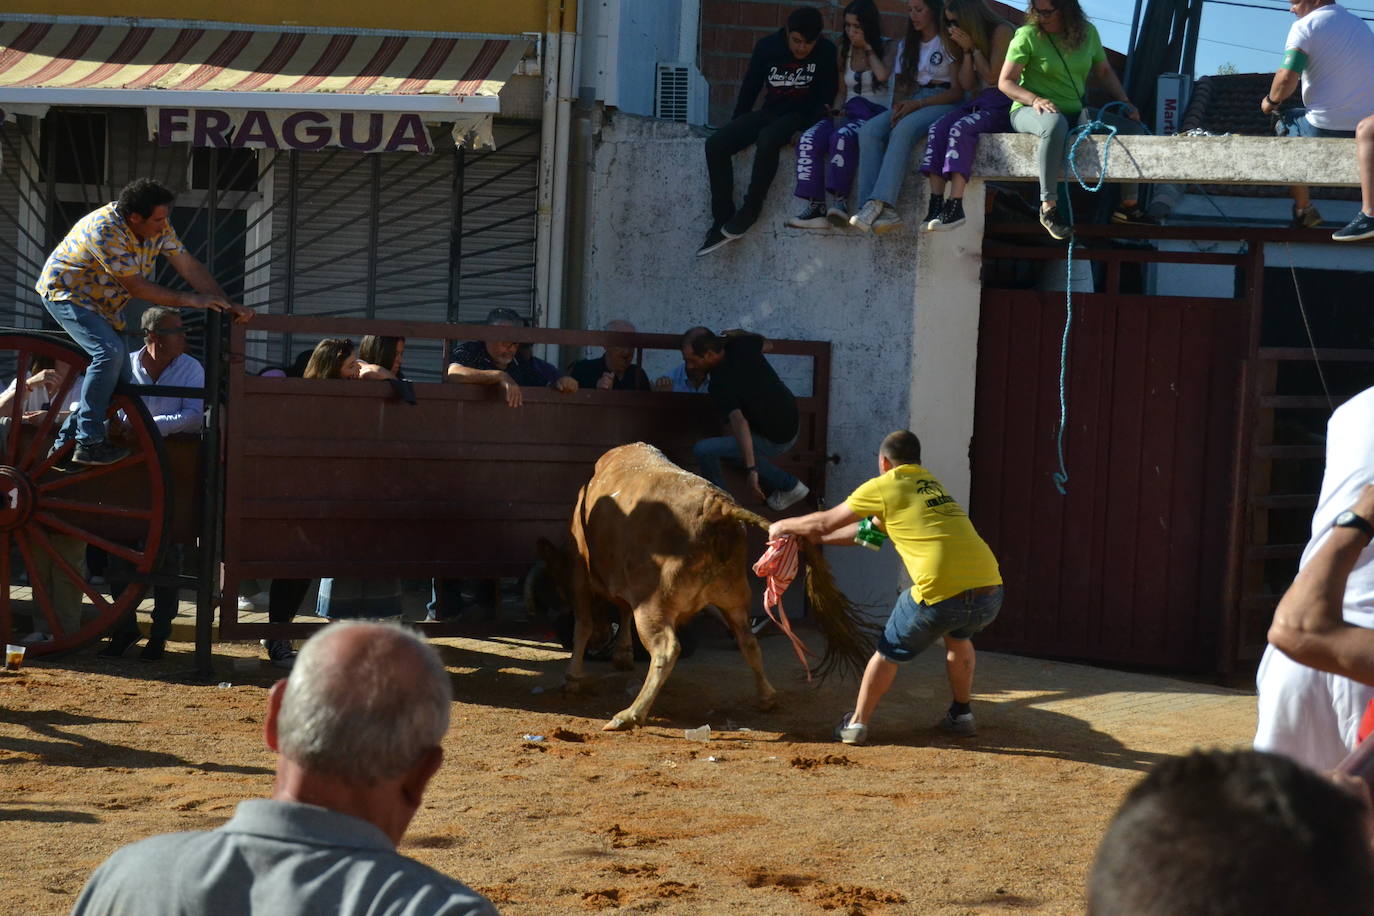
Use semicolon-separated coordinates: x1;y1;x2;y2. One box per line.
722;503;878;682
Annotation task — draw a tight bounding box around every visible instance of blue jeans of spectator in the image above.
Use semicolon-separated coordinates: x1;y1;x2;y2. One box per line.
41;297;130;446
693;430;798;494
877;585;1004;663
855;88;958;208
1275;108;1356;139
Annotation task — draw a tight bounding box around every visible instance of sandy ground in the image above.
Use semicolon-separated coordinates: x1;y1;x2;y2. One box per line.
0;613;1257;915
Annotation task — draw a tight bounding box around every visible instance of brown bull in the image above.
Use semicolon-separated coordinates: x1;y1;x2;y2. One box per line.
539;442;873;731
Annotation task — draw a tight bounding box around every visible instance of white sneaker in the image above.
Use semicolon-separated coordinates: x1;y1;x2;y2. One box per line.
849;199;884;233
766;480;810;511
238;596;257;612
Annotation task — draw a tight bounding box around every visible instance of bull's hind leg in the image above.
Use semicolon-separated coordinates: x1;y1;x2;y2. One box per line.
717;580;778;712
605;601;681;731
563;571;596;692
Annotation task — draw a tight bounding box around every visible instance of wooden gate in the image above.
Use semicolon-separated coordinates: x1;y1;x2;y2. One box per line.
971;241;1253;672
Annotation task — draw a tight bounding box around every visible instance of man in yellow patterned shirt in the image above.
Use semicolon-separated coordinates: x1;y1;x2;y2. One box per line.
37;178;253;466
769;430;1003;745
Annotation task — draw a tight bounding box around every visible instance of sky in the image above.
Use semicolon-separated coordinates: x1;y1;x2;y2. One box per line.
1079;0;1374;77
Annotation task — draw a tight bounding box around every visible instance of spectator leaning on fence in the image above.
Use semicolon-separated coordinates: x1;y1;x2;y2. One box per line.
567;319;651;391
446;308;577;407
655;326;713;393
698;6;839;256
786;0;890;231
998;0;1151;242
35;178;252;468
1259;1;1374;234
71;622;498;916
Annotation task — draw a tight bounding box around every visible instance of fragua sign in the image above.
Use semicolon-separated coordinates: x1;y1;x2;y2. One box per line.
150;108;434;154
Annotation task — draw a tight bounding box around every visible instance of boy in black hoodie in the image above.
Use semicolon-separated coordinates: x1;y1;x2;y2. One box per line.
698;6;838;256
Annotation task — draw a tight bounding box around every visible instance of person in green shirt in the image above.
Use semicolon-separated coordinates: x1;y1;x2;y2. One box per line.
997;0;1150;240
769;429;1003;746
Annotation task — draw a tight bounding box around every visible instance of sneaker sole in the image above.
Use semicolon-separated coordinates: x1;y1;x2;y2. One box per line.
1041;225;1071;241
931;218;965;232
696;236;736;257
71;455;129;467
848;218;874;234
1333;230;1374;242
785;219;831;230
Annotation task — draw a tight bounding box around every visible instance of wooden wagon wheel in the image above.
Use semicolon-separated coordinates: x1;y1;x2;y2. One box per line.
0;332;172;657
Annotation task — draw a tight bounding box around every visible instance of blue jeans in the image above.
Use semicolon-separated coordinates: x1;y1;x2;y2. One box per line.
693;430;798;494
855;88;958;207
41;297;130;446
877;585;1003;663
1276;108;1356;139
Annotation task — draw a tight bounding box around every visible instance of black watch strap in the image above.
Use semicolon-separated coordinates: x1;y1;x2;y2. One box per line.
1334;510;1374;540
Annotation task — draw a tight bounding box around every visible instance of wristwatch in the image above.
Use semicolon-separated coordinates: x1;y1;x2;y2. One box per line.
1334;510;1374;541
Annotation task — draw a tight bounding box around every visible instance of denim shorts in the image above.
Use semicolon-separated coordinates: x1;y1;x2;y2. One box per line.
877;585;1004;663
1275;108;1356;139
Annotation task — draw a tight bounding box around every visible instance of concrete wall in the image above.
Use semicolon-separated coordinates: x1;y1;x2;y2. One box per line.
573;111;987;607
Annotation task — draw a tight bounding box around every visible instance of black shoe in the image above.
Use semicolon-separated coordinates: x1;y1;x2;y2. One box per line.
1111;203;1158;225
696;224;735;257
922;193;944;227
140;637;166;661
931;197;966;231
721;206;759;238
262;638;298;669
72;441;130;466
47;441;74;471
97;631;140;658
1039;205;1071;241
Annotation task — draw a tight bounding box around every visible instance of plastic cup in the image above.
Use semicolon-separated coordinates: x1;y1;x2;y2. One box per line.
684;724;710;742
5;644;24;671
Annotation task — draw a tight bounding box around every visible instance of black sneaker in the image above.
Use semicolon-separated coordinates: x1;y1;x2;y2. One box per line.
722;205;759;239
696;224;734;257
1333;211;1374;242
922;193;945;229
47;441;74;471
1112;203;1158;225
930;197;966;231
72;440;130;466
785;200;829;230
262;638;298;669
1039;205;1071;241
1290;203;1322;229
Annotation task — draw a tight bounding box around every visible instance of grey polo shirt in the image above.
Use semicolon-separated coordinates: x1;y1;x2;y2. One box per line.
71;798;498;915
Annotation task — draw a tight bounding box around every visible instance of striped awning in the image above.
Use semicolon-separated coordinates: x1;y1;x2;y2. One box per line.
0;19;531;114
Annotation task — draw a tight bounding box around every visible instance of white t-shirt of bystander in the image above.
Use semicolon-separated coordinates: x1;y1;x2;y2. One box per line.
890;35;954;103
1287;3;1374;130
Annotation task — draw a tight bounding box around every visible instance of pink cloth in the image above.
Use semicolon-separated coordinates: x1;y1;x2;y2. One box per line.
752;535;816;678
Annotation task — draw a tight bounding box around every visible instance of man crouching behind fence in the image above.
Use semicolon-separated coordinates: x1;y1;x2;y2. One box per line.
72;622;497;916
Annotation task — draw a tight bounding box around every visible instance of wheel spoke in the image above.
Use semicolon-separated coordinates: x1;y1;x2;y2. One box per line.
37;452;148;493
39;496;153;521
15;529;61;637
19;364;79;471
6;349;30;466
28;524;112;616
35;511;147;568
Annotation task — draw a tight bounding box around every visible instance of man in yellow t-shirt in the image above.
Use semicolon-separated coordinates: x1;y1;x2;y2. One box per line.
769;430;1002;746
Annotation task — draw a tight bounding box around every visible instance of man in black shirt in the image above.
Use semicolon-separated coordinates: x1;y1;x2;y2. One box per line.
446;308;577;407
567;319;651;391
698;6;838;256
686;330;809;511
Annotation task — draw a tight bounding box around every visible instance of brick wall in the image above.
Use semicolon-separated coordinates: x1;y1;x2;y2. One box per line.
698;1;1026;126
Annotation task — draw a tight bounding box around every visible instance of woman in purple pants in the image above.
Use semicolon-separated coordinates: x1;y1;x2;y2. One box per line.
785;0;890;230
918;0;1014;231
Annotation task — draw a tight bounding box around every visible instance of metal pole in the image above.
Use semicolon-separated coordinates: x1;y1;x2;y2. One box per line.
193;308;225;680
1181;0;1205;78
1124;0;1147;87
449;145;465;323
283;151;299;365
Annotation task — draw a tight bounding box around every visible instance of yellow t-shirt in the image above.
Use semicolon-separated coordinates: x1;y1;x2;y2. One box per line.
846;463;1001;604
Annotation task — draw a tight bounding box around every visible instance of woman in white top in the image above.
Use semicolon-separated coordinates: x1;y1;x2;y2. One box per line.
786;0;890;230
851;0;965;234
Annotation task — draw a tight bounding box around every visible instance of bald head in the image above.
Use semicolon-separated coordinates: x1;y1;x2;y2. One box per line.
603;319;637;373
275;622;452;786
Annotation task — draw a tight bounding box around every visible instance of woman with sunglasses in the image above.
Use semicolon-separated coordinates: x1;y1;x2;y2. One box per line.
918;0;1015;231
850;0;964;234
999;0;1151;240
786;0;890;230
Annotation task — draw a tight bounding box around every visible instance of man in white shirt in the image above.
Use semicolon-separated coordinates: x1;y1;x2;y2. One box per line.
97;306;204;660
1254;385;1374;770
1261;0;1374;228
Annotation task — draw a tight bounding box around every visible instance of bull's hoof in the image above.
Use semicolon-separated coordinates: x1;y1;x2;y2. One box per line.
757;692;779;712
603;715;637;731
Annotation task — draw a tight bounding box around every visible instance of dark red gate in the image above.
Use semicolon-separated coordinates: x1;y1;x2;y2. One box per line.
971;242;1252;671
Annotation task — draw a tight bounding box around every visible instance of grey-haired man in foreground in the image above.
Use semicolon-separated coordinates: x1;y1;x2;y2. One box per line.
72;622;496;915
